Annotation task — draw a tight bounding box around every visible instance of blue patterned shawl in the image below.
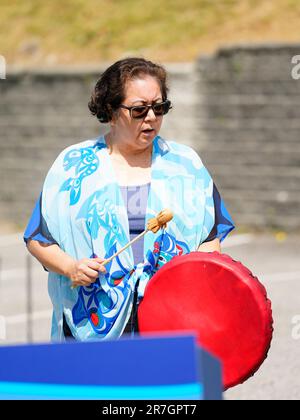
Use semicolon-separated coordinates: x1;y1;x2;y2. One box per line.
39;135;228;341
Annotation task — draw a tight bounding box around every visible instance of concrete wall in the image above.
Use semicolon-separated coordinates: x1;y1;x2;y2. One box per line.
0;45;299;232
196;44;300;231
0;63;198;230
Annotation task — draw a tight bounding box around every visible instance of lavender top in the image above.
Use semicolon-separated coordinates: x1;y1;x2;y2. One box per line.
120;183;151;265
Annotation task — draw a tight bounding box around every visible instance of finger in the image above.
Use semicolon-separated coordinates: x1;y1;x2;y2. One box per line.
94;257;107;265
80;272;95;283
81;266;100;280
77;261;99;278
87;260;105;271
89;259;107;273
98;265;107;274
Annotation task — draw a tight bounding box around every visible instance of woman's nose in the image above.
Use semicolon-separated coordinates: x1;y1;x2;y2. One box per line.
144;107;157;121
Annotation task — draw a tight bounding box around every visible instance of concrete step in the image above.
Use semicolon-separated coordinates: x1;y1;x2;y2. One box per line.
197;117;300;130
202;103;300;119
197;81;300;95
211;171;300;191
232;212;300;230
197;48;300;82
202;150;300;166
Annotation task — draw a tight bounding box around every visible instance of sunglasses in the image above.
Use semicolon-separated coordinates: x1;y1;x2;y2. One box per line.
119;100;172;119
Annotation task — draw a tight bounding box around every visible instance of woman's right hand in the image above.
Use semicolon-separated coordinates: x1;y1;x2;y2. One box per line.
67;258;107;287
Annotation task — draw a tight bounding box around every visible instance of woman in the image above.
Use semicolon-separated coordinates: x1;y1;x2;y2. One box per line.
24;57;235;342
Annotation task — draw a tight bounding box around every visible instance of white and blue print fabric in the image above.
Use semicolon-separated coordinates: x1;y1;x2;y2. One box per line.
24;135;234;341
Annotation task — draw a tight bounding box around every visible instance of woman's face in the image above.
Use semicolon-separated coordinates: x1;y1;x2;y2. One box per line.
111;75;164;152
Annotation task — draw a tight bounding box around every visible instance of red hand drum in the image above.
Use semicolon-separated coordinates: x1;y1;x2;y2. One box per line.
138;252;273;390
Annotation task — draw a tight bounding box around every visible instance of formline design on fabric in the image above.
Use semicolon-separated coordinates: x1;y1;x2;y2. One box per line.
59;144;105;205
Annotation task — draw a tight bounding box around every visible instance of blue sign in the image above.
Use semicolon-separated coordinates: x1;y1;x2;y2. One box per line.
0;334;222;400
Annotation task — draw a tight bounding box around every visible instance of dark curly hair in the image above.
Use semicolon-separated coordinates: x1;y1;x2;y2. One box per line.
88;57;169;123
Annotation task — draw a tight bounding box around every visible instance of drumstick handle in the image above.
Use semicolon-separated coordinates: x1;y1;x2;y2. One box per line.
102;229;148;265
